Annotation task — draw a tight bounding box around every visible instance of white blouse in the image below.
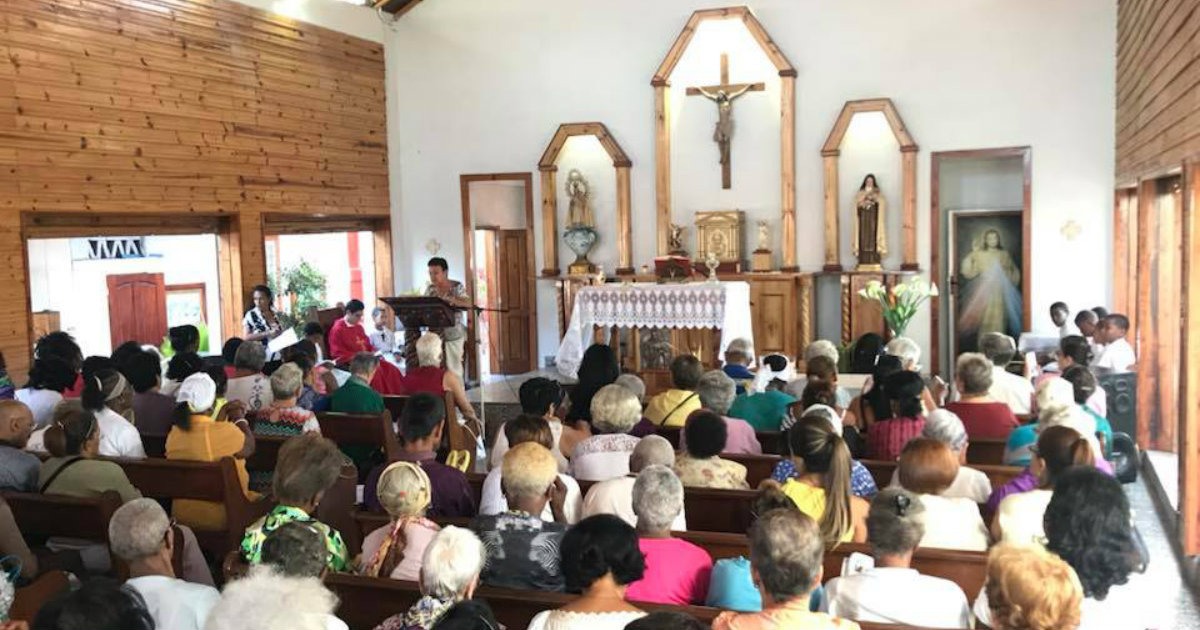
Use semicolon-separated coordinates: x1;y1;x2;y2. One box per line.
526;610;645;630
995;488;1053;547
914;494;989;552
888;465;992;504
570;434;641;482
95;407;146;459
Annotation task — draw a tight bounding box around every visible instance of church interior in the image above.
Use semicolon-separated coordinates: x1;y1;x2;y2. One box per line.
1;0;1199;628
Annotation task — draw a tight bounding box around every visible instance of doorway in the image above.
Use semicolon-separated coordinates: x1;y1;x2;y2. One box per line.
461;173;538;380
930;147;1032;376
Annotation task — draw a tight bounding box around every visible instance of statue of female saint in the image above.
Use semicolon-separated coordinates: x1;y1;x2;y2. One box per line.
565;169;593;228
959;228;1022;348
852;174;888;270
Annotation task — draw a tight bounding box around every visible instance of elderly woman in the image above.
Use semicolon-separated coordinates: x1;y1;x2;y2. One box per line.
1005;377;1100;467
678;371;761;455
167;373;256;530
713;510;858;630
615;373;658;438
625;466;713;605
571;384;643;482
944;352;1019;439
480;414;582;523
472;442;567;591
722;337;755;394
360;461;440;581
646;355;704;427
527;514;647;630
880;408;990;502
80;368;145;458
674;411;750;489
896;438;988;551
994;426;1094;546
582;435;687;531
822;489;971;627
225;341;273;412
240;432;349;571
207;523;346;630
403;332;479;429
373;526;487;630
985;544;1083;630
254;363;320;438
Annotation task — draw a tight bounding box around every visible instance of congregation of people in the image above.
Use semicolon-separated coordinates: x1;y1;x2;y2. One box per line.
0;290;1154;630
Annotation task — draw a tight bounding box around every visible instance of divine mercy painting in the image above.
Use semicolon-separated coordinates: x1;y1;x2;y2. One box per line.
951;210;1024;354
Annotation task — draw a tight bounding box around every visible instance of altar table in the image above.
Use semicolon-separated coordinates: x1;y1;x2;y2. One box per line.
555;281;754;379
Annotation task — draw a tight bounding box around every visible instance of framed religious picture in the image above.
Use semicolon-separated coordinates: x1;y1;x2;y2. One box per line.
948;210;1025;356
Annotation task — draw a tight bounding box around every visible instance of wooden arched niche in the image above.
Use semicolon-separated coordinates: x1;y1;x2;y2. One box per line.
821;98;919;271
538;123;633;276
652;6;798;270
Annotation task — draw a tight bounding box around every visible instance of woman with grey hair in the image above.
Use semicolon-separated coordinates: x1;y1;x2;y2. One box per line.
886;409;991;503
678;371;761;455
624;466;713;605
251;363;320;491
226;341;273;412
373;526;487;630
944;352;1019;439
712;510;852;629
571;384;643;482
581;435;687;531
822;489;971;627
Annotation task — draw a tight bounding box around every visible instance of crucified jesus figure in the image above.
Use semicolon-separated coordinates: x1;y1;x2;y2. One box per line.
697;84;754;173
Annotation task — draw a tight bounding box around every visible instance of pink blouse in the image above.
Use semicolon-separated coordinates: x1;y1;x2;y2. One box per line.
625;537;713;605
358;519;440;581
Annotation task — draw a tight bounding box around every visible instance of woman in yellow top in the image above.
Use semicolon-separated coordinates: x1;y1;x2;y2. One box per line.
773;414;868;546
166;372;257;530
645;355;704;428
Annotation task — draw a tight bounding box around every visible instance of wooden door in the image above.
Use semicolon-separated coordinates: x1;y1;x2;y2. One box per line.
749;278;796;356
479;229;501;375
494;230;533;374
107;273;167;349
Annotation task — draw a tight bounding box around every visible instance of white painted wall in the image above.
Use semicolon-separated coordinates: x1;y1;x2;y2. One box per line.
385;0;1117;367
224;0;385;43
470;181;527;230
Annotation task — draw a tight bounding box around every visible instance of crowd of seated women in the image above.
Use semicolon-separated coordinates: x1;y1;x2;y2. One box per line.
0;315;1156;630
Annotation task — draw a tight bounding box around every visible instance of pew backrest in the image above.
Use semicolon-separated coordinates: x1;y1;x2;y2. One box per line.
316;410;401;462
965;438;1007;466
3;490;122;544
9;571;70;623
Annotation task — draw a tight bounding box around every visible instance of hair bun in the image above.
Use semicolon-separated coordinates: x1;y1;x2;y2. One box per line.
894;493;912;516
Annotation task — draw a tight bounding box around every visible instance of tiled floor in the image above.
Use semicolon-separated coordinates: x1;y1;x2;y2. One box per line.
1125;464;1200;629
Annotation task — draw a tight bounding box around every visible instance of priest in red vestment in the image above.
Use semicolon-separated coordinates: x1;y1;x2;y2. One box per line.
327;300;406;395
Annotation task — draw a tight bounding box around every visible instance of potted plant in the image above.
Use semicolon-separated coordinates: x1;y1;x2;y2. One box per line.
858;276;939;338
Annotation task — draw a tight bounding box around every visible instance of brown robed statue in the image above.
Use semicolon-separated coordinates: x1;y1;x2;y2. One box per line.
687;52;765;189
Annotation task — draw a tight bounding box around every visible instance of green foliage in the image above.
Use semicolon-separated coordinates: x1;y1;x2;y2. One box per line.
275;260;328;333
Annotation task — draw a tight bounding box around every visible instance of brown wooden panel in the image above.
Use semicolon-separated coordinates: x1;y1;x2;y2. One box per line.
1181;162;1200;555
0;0;388;379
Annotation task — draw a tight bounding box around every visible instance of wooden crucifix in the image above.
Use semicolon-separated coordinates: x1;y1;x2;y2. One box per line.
686;52;766;189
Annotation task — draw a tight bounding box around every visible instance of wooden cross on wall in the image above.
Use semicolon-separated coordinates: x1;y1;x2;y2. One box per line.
686;53;766;189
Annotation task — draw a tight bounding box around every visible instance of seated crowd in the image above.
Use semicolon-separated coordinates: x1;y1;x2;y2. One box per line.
0;298;1150;630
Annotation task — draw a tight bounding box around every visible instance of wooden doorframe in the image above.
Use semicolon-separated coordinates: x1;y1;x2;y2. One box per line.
1180;160;1200;555
929;147;1032;376
460;173;538;380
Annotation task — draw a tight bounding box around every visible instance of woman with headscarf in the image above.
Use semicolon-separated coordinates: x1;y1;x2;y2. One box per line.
359;461;441;581
81;368;145;459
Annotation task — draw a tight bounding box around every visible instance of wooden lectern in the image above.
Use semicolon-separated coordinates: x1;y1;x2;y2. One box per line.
379;296;463;368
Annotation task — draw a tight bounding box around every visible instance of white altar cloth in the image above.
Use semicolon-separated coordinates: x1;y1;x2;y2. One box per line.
555;281;754;379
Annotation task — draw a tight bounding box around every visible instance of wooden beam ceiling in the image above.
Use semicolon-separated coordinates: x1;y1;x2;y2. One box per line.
374;0;425;16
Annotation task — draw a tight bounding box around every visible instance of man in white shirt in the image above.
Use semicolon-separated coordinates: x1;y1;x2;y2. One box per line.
109;499;220;630
1093;313;1136;373
979;332;1034;415
368;307;396;355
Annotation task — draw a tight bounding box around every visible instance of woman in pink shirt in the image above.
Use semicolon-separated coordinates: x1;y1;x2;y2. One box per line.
624;466;713;605
679;370;762;455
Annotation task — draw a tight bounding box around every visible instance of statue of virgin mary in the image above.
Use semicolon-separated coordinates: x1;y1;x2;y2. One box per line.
852;174;887;270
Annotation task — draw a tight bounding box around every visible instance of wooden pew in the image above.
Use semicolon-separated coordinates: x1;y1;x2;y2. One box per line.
3;491;123;570
245;410;401;473
113;457;272;561
965;437;1008;466
327;572;961;630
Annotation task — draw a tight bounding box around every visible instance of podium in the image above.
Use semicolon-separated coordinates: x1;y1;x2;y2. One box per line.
379;296;463;368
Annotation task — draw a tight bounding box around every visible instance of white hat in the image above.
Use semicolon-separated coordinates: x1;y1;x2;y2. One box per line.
176;372;217;414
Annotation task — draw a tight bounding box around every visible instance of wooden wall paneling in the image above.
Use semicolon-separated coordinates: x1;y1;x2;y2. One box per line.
654;84;671;257
1113;190;1133;315
822;155;841;270
1155;178;1182;452
615;166;633;274
1135;179;1158;450
1117;0;1200;181
901;148;919;270
780;75;797;271
1180;161;1200;555
540;169;559;276
0;0;388;373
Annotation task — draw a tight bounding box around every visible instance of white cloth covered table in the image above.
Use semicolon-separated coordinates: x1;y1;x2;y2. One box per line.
555;281;754;379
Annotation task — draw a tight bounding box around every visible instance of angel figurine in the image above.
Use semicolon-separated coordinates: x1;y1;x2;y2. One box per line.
668;224;687;255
